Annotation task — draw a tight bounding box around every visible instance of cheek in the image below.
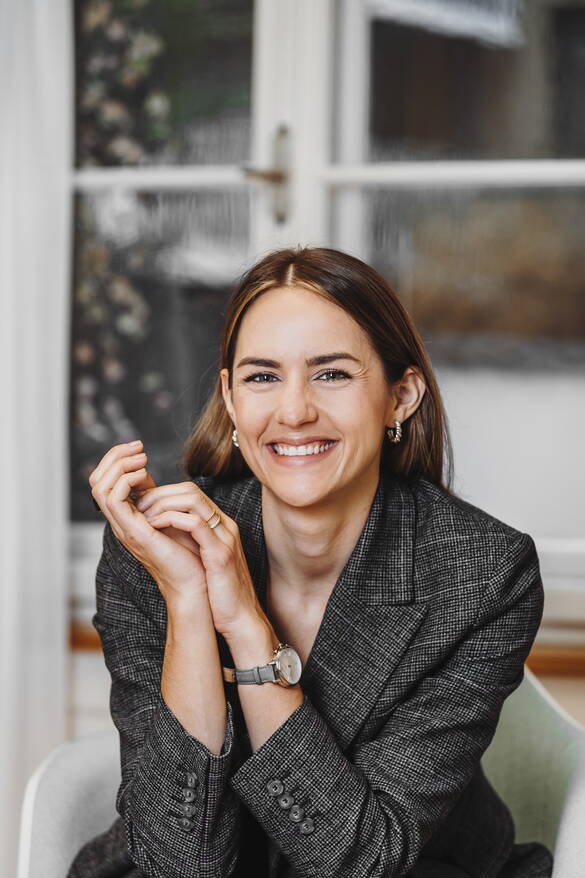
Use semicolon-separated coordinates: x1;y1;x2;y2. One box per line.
236;397;272;431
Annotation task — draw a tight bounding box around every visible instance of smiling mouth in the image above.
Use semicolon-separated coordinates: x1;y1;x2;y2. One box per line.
268;440;339;458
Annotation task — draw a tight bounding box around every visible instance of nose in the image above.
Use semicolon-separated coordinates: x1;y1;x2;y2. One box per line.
274;376;318;427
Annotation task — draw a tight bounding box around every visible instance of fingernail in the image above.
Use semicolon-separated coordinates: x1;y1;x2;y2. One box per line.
130;440;142;447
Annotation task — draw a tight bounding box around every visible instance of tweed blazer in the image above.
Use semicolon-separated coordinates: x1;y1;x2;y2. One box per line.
67;470;554;878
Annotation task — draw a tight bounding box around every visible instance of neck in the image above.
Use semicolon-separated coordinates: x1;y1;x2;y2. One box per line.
261;467;381;603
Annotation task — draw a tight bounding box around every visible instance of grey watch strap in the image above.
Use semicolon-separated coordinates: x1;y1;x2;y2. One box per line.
238;663;278;684
222;662;278;684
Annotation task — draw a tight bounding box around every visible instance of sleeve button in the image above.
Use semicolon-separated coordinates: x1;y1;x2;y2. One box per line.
178;817;196;832
299;817;315;834
266;778;284;796
288;804;305;822
179;803;196;817
185;772;197;787
181;788;196;802
277;792;294;809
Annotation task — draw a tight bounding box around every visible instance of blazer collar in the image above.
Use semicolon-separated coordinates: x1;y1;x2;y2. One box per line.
231;470;417;609
222;471;429;750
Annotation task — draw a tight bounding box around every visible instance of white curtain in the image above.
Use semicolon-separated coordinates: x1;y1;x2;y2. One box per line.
0;0;72;873
368;0;524;47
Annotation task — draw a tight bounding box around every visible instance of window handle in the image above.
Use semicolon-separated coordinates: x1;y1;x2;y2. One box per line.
241;167;286;184
240;124;289;223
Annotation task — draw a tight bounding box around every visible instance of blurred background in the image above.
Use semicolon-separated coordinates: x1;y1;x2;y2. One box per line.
2;0;585;872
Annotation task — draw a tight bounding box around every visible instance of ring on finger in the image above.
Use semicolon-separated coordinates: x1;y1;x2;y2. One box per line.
204;508;222;530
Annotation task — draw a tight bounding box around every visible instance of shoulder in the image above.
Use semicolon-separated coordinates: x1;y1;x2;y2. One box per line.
412;475;533;556
407;475;540;607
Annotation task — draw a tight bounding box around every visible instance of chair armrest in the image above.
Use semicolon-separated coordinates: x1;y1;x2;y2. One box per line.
17;729;119;878
552;744;585;878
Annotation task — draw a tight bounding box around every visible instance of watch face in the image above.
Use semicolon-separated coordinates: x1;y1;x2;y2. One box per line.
276;646;302;684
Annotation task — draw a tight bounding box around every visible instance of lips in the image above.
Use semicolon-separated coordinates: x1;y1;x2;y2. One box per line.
266;437;337;446
266;440;339;462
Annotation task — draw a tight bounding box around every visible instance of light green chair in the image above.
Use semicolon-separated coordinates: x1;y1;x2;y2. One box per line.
482;664;585;878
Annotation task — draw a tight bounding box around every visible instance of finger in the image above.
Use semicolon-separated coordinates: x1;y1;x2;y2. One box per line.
129;471;157;501
92;451;149;511
162;525;201;557
89;441;143;487
135;481;196;513
149;510;230;551
140;492;200;519
137;484;220;529
107;467;155;537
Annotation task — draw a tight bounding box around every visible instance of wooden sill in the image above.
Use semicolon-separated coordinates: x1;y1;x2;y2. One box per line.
69;622;585;676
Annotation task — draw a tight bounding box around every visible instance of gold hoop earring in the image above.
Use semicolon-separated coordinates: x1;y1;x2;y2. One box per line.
232;428;239;448
386;420;402;444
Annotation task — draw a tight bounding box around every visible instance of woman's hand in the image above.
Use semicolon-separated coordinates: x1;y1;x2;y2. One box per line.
134;483;266;639
89;441;210;609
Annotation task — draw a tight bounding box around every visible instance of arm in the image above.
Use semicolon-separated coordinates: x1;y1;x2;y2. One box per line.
227;533;544;878
96;520;242;878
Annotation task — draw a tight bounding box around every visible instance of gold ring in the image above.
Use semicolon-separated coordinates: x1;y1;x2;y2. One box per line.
205;509;221;530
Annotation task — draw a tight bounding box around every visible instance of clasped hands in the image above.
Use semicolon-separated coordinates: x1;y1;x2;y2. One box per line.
89;440;266;640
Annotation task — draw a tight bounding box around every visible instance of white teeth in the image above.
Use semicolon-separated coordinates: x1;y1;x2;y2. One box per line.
272;441;335;456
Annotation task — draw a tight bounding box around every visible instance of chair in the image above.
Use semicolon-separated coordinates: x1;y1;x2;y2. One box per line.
17;668;585;878
17;728;119;878
481;665;585;878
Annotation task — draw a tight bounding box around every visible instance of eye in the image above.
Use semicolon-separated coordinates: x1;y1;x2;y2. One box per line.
243;372;277;383
317;369;351;381
242;369;352;384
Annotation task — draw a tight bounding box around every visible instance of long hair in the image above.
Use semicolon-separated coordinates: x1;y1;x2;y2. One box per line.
179;246;454;493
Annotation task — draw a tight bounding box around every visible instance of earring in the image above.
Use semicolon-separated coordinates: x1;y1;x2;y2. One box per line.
386;420;402;444
232;427;239;448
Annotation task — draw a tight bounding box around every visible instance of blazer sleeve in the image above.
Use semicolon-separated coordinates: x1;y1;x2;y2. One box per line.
228;532;545;878
94;520;242;878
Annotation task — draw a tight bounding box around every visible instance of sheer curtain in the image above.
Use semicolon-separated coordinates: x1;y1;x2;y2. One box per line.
0;0;72;872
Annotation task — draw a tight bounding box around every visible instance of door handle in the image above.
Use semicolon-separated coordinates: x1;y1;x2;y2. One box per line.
240;124;289;223
241;167;286;184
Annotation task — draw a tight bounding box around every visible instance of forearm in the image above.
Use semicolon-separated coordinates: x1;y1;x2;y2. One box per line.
162;594;229;756
225;618;305;754
116;592;241;878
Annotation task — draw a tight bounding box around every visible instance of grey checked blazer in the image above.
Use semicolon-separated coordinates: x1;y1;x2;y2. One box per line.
67;470;554;878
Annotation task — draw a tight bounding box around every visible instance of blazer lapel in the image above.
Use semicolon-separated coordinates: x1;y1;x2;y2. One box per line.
226;472;429;752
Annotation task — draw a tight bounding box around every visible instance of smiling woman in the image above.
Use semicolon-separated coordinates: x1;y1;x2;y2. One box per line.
69;246;552;878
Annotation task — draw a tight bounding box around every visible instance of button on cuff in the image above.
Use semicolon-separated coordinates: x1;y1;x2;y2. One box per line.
266;778;284;796
277;792;294;809
288;804;305;822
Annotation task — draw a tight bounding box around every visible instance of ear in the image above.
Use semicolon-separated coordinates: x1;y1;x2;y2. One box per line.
393;367;427;423
220;368;236;424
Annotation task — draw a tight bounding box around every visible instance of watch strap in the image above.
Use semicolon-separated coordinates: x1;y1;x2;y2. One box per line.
222;641;291;685
222;663;278;684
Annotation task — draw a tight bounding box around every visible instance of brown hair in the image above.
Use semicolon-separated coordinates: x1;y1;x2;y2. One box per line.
179;246;454;493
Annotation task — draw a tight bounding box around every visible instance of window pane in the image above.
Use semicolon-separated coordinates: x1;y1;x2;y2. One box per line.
333;1;585;161
330;186;585;369
70;189;249;520
75;0;253;167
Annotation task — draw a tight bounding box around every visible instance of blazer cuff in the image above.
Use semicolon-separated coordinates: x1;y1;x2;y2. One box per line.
228;694;364;863
121;692;239;875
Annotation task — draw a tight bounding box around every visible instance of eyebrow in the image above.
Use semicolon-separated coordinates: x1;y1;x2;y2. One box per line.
236;352;362;369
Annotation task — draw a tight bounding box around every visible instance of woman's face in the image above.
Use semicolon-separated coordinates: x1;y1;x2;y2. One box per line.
220;285;402;509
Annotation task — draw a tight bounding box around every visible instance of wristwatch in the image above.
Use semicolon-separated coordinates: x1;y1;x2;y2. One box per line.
222;642;302;687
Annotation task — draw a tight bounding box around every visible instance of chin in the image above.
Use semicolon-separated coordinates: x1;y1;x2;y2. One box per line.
265;477;340;509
